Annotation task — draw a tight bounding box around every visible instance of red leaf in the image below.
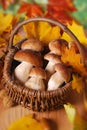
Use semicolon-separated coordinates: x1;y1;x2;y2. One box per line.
48;0;76;12
45;0;76;25
18;2;43;17
45;10;72;25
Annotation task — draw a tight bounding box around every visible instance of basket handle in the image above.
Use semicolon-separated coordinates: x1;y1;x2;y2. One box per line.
8;17;86;65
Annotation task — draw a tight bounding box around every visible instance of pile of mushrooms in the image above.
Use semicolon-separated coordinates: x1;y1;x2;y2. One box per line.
14;38;72;91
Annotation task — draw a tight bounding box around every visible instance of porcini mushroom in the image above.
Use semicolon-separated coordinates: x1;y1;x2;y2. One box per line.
44;53;62;78
25;67;46;90
14;50;43;84
21;38;43;52
48;63;71;90
49;39;68;55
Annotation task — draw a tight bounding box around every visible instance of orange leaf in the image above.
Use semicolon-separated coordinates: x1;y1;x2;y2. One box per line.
18;2;43;17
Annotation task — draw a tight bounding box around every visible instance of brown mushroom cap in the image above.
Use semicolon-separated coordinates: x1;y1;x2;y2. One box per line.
49;39;68;55
44;53;61;63
54;63;71;82
29;67;46;79
14;50;43;67
21;39;43;51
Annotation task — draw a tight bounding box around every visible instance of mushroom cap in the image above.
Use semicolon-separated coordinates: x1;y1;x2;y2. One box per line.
14;50;43;67
44;53;61;63
54;63;71;82
29;67;46;79
21;39;43;51
49;39;68;55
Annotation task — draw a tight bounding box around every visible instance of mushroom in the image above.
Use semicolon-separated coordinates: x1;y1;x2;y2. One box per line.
49;39;68;55
21;38;43;52
44;53;62;78
69;41;79;53
48;63;71;91
14;50;43;84
25;67;46;90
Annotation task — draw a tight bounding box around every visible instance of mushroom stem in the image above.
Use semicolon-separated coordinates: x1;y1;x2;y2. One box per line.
45;62;55;76
48;72;65;90
48;63;71;91
25;77;45;90
14;61;32;83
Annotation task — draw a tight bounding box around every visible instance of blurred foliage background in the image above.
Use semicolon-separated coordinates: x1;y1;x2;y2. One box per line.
0;0;87;28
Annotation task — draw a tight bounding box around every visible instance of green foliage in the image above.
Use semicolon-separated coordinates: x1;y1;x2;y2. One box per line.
72;0;87;28
0;3;19;15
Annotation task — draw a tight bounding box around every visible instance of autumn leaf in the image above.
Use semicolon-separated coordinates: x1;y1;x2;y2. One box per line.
44;0;76;25
18;2;43;18
0;37;7;47
23;21;61;45
13;33;23;45
48;0;76;12
45;10;73;25
0;12;19;47
7;115;41;130
8;114;50;130
72;75;84;93
0;13;13;34
61;21;87;46
61;46;87;76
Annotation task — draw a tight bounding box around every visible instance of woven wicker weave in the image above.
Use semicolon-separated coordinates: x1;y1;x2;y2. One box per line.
1;18;84;112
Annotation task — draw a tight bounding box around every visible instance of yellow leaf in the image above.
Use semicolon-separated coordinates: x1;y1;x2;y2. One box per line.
8;115;41;130
39;24;61;44
0;13;13;35
61;47;87;76
61;21;87;46
72;75;84;93
0;37;7;47
13;33;23;45
24;21;61;45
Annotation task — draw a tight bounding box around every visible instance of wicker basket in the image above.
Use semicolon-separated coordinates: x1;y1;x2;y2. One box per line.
1;18;84;112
